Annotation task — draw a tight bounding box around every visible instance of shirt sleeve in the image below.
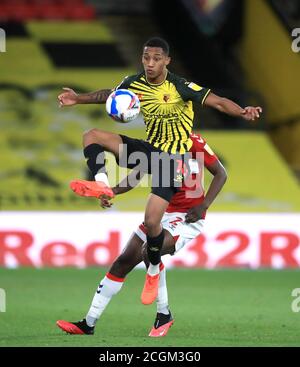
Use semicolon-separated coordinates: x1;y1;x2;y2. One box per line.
191;135;218;166
114;76;130;90
203;142;218;167
177;78;211;105
114;74;137;90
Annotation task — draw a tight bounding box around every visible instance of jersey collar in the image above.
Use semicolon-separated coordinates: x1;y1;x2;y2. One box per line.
144;70;169;86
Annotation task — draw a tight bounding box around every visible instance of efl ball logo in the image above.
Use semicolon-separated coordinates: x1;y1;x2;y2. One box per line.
106;89;140;123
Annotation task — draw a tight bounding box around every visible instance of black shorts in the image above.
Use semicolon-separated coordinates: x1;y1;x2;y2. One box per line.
118;135;187;202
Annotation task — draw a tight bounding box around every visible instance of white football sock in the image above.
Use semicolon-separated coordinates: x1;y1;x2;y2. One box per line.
156;263;169;315
86;274;124;327
147;263;160;276
94;172;110;186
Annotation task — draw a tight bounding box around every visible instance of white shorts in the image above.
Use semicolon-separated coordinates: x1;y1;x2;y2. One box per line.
135;212;205;254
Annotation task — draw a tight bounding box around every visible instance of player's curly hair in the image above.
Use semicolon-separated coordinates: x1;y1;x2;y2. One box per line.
143;37;170;56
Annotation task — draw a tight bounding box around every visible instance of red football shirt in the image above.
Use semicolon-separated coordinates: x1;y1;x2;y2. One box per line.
166;133;218;217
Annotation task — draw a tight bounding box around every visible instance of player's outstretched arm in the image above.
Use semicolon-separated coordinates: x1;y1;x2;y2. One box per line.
58;87;112;107
100;170;145;208
204;92;262;122
185;160;227;223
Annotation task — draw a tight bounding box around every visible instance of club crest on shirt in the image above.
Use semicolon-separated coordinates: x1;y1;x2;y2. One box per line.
163;94;170;102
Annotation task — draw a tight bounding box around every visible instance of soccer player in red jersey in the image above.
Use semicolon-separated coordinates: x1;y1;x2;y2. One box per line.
57;133;227;337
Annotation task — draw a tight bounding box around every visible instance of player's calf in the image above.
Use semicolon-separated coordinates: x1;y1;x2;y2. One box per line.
146;230;165;266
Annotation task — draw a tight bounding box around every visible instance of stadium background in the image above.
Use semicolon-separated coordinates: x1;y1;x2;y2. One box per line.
0;0;300;346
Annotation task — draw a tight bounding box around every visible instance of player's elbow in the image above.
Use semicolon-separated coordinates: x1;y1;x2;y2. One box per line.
215;164;227;184
83;128;103;146
223;169;228;184
144;216;160;233
83;128;98;139
220;166;228;184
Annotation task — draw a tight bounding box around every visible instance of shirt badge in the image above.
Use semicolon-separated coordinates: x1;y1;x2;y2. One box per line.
163;94;170;102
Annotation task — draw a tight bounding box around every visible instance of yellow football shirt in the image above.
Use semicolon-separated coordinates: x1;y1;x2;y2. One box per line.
116;71;210;154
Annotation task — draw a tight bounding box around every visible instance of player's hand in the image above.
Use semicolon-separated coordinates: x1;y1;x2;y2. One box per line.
241;106;262;121
58;87;78;107
99;196;113;209
185;204;207;223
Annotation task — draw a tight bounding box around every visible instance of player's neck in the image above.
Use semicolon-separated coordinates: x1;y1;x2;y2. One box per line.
146;69;168;85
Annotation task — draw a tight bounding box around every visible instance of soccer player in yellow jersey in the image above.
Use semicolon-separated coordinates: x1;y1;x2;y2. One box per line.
58;37;262;305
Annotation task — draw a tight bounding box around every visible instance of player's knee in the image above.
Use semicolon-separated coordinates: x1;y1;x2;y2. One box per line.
83;128;100;138
83;128;104;145
144;217;160;235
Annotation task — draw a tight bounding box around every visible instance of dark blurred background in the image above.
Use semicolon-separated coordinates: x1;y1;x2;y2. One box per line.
0;0;300;212
1;2;300;347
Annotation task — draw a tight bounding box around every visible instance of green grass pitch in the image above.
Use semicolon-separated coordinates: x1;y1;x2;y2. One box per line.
0;268;300;347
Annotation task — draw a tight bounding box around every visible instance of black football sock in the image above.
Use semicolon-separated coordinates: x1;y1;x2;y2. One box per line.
83;144;107;177
147;230;165;266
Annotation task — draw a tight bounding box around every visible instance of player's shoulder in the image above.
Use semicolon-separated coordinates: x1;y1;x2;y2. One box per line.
116;72;143;89
189;133;218;160
190;133;207;148
130;71;144;81
167;71;188;86
168;72;208;102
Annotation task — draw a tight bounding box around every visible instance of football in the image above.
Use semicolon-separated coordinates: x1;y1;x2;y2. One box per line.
106;89;140;123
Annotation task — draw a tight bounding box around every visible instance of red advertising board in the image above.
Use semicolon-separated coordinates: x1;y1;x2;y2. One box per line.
0;212;299;268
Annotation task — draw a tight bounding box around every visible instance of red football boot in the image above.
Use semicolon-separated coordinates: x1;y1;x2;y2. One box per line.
70;180;114;199
56;319;94;335
149;312;174;337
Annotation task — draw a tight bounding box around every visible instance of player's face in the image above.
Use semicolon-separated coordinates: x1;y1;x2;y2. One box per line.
142;47;170;82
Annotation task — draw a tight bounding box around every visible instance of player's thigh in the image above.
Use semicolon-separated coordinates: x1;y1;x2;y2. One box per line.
144;193;170;235
160;212;204;254
83;129;123;157
174;220;205;254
